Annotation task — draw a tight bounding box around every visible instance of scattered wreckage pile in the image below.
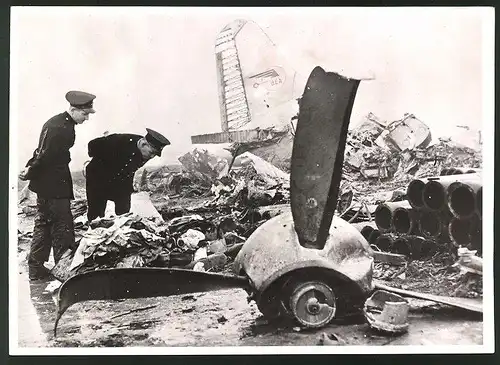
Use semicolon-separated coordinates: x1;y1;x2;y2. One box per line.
51;211;262;282
344;112;432;181
44;149;291;282
134;148;290;207
50;202;292;283
343;113;482;201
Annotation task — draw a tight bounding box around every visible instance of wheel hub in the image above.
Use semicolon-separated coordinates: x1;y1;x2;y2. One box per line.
306;297;321;314
289;281;337;328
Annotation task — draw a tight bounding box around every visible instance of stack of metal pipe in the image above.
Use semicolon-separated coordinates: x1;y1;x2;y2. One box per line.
369;200;435;259
355;167;482;259
408;169;482;254
443;176;482;254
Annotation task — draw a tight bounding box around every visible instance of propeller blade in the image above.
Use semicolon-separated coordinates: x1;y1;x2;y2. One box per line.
290;66;361;249
54;268;250;336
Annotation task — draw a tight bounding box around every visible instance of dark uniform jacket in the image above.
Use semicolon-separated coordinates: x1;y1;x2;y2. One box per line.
85;134;148;197
26;112;76;199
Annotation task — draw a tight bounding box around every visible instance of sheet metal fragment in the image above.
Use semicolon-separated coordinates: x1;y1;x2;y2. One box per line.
374;281;483;313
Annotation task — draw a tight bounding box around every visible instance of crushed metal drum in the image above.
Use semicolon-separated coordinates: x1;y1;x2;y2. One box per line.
363;290;409;334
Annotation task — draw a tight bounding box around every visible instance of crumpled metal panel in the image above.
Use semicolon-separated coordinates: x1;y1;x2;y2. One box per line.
386;114;432;151
54;268;250;336
290;66;360;249
233;211;374;296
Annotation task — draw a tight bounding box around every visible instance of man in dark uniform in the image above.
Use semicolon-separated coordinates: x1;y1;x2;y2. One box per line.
19;90;96;280
85;128;170;221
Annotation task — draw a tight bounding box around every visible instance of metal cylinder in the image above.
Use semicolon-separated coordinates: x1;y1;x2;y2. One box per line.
368;229;381;246
422;174;480;211
374;201;411;232
411;236;437;258
420;239;437;258
418;210;441;238
448;217;473;247
418;210;452;240
350;222;378;242
361;225;375;240
245;210;262;222
440;168;450;176
392;236;411;257
374;233;395;252
447;180;482;219
392;206;419;234
407;178;429;209
406;235;427;259
443;168;459;176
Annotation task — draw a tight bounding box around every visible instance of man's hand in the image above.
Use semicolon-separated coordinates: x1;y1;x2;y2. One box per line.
19;167;31;181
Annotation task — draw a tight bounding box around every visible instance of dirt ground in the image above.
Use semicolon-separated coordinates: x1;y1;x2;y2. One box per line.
16;211;483;349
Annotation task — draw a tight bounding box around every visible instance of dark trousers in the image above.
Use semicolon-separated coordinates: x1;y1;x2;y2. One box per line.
87;188;132;221
28;196;74;269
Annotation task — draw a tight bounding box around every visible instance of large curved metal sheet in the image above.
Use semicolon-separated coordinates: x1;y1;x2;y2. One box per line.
54;268;250;336
290;66;360;249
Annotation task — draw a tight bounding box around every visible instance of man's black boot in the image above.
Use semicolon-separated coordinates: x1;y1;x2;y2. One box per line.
28;265;52;281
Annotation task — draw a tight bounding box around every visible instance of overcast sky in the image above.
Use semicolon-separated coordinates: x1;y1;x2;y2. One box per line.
11;7;492;172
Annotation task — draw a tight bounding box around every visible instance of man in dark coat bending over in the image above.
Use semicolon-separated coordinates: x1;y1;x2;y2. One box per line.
85;128;170;221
